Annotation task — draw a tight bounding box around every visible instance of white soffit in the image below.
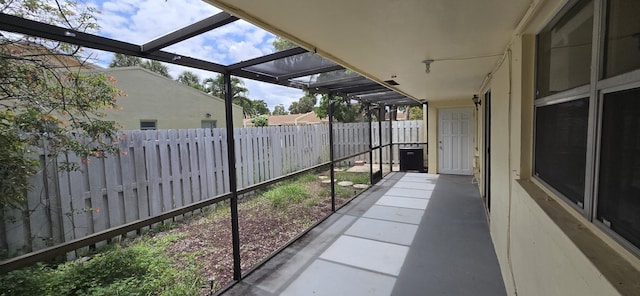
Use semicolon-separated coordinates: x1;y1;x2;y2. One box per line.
205;0;533;102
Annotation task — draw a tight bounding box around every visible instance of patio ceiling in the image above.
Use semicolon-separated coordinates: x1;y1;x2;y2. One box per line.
0;10;421;107
203;0;536;102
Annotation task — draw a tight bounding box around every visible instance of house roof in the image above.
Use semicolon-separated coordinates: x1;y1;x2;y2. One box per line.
4;41;102;70
244;112;328;126
269;112;328;126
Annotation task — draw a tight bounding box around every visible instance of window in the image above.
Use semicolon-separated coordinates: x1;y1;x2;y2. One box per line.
535;0;640;254
536;0;593;98
201;120;216;129
535;98;589;206
603;0;640;78
140;120;157;130
597;87;640;249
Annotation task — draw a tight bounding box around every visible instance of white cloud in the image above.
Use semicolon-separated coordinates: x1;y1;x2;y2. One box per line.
228;41;264;62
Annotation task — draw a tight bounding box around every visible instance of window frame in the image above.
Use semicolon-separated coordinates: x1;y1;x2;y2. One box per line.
592;80;640;256
534;0;640;256
140;120;157;130
533;94;592;215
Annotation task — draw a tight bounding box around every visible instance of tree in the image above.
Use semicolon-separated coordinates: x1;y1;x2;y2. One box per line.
204;74;255;118
409;106;423;120
110;54;172;79
272;105;288;115
142;60;171;79
109;53;142;67
252;100;270;116
314;95;363;123
251;115;269;127
0;0;122;208
289;94;317;114
177;71;204;91
272;36;297;51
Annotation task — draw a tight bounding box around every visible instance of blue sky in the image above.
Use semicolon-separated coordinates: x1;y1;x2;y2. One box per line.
84;0;304;111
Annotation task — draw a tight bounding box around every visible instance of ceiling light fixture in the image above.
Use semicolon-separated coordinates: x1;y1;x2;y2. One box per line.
422;59;434;74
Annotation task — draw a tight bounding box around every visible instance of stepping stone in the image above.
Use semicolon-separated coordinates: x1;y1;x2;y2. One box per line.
333;167;345;172
353;184;370;189
321;179;337;184
337;181;354;187
318;176;329;180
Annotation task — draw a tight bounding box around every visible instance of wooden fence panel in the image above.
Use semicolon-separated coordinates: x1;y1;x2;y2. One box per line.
2;121;423;260
104;152;124;229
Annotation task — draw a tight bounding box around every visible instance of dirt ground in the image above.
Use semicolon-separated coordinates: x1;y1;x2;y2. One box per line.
157;178;358;294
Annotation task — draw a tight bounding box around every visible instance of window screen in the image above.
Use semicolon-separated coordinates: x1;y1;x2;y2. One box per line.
597;87;640;249
534;98;589;206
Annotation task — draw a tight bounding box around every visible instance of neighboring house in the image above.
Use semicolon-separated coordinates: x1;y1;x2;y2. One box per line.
244;112;328;127
4;41;101;70
101;66;244;130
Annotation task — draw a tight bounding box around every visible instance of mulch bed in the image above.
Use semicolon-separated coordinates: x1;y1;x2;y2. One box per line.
157;180;357;294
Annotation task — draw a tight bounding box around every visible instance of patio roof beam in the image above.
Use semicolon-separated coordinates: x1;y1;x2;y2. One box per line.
357;93;406;102
141;12;238;53
226;47;308;71
347;89;394;97
387;99;421;106
307;75;367;88
330;83;389;96
230;69;305;89
276;64;345;81
0;13;228;73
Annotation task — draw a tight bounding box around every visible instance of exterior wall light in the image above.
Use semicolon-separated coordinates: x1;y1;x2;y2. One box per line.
472;94;481;110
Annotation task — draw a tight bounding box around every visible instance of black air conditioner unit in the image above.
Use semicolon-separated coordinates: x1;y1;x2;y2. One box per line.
399;148;424;172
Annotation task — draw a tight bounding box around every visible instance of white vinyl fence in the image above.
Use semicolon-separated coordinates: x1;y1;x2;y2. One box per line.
0;120;423;259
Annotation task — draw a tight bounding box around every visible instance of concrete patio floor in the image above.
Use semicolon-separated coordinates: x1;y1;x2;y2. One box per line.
223;172;506;296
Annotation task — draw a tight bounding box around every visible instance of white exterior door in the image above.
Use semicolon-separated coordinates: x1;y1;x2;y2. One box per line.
438;108;473;175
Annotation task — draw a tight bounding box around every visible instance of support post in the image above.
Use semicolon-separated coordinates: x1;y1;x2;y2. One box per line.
328;94;335;212
424;103;428;171
389;106;394;173
367;103;373;184
223;72;241;281
378;105;383;175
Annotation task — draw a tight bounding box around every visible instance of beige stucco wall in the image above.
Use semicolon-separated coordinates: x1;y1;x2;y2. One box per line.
101;67;244;130
426;99;474;174
479;29;640;296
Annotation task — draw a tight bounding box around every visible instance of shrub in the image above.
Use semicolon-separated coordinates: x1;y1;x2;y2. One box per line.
0;236;201;296
264;183;308;208
335;171;370;185
296;173;318;184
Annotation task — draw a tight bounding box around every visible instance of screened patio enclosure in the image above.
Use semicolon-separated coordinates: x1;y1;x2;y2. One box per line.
0;8;426;289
